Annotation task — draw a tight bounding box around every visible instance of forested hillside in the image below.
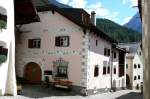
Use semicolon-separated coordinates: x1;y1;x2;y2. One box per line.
96;18;142;43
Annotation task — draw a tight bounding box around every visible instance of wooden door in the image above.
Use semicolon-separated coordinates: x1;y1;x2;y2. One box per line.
24;62;42;84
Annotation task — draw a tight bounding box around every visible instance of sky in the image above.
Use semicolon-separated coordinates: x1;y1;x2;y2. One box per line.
57;0;139;25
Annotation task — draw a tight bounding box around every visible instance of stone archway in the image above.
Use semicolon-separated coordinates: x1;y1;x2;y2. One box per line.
24;62;42;84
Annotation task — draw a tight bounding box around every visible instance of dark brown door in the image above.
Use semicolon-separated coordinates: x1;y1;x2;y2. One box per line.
24;62;42;84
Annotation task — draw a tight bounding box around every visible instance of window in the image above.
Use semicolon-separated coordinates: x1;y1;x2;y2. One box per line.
103;61;107;75
138;75;140;80
134;76;137;80
114;52;116;58
104;48;110;56
104;48;107;56
114;67;116;74
139;52;141;56
134;64;137;69
28;39;41;48
138;64;141;68
96;40;98;46
107;66;110;74
108;49;110;56
56;66;68;78
55;36;69;47
126;64;128;69
94;65;99;77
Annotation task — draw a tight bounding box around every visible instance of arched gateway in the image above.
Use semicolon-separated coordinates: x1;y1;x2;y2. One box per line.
24;62;42;84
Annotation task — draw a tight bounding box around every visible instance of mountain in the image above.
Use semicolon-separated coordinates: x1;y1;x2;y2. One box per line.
48;0;71;8
96;18;142;43
124;12;142;33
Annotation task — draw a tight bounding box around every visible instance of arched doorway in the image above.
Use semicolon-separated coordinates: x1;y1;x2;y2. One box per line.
126;74;130;88
24;62;42;84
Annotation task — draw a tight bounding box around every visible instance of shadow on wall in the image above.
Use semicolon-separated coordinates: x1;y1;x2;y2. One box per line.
116;92;143;99
0;5;7;30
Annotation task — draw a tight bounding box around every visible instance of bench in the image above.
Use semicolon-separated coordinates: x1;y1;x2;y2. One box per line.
53;79;72;90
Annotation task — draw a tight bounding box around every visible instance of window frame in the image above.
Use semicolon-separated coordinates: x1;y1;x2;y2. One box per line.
28;39;41;48
55;36;70;47
94;65;99;77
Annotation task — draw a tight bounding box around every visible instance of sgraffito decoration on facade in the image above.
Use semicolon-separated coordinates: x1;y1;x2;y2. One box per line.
0;5;7;30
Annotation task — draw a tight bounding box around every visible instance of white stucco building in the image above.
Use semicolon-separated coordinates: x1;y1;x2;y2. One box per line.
15;1;126;95
118;42;143;90
0;0;17;96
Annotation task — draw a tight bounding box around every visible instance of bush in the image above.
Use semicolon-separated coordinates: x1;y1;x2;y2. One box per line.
0;54;7;64
0;20;7;29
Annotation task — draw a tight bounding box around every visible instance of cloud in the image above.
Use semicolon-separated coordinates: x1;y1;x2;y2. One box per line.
121;16;132;25
85;2;119;23
59;0;70;4
57;0;119;23
68;0;87;8
122;0;138;6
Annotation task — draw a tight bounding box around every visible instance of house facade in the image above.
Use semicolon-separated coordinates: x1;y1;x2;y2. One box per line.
15;3;126;95
0;0;17;96
118;42;143;90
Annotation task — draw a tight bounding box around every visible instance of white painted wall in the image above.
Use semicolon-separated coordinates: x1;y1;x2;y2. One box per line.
87;33;112;90
0;0;17;96
132;47;143;89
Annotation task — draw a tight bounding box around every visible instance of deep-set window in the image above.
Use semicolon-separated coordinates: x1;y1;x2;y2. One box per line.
104;48;110;56
94;65;99;77
96;40;98;46
55;36;69;47
107;66;110;74
56;66;68;78
138;64;141;68
103;61;107;75
134;64;137;69
126;64;128;69
138;75;140;80
114;52;116;58
134;76;137;80
28;39;41;48
114;66;116;74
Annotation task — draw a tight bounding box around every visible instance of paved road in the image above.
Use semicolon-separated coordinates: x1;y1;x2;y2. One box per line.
0;85;143;99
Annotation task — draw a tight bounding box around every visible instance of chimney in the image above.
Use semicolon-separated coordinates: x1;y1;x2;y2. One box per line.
91;11;96;26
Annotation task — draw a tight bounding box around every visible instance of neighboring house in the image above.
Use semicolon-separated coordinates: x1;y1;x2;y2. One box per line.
118;42;143;90
15;1;126;95
0;1;17;96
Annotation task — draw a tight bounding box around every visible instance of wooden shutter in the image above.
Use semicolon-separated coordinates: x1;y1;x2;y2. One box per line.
28;39;33;48
55;37;60;46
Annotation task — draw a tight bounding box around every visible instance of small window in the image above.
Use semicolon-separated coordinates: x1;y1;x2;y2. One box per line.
114;67;116;74
103;67;106;75
56;66;68;78
108;49;110;56
138;75;140;80
94;66;99;77
55;36;69;47
126;64;128;69
104;48;107;56
134;76;137;80
138;64;140;68
28;39;41;48
139;52;141;56
114;52;116;58
134;64;137;69
107;65;110;74
96;40;98;46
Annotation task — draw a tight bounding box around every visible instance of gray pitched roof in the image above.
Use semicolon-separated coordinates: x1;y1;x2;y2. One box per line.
118;42;140;54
